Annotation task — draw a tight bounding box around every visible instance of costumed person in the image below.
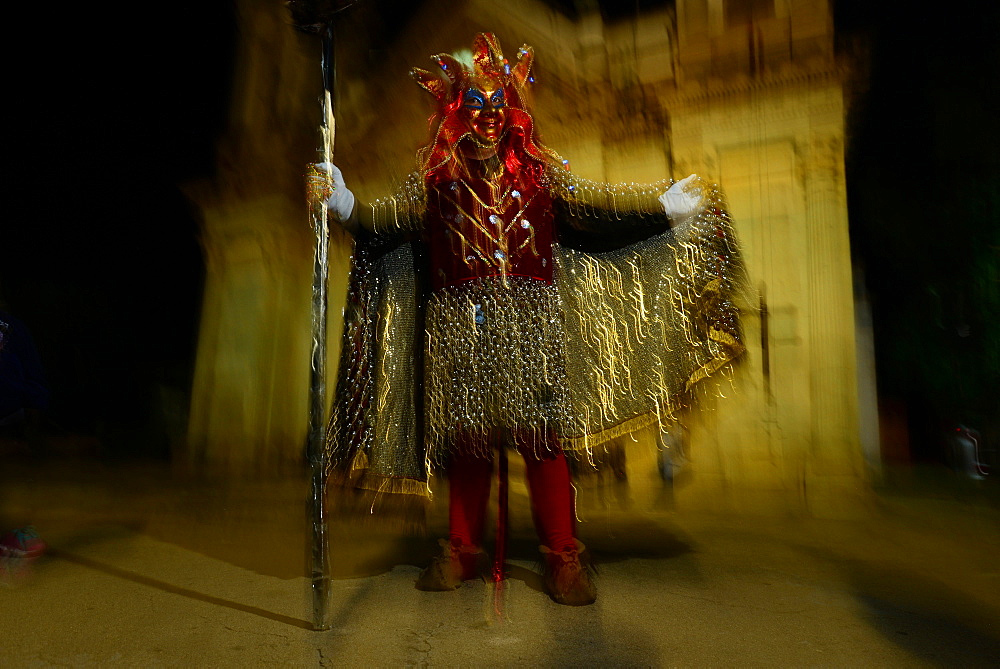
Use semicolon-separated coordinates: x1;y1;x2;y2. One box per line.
314;33;745;606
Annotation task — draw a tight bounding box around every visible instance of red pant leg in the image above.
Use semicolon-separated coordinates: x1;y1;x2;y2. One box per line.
447;453;493;548
448;432;576;552
520;437;576;552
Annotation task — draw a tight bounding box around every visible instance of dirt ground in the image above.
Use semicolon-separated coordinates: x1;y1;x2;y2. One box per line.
1;458;998;667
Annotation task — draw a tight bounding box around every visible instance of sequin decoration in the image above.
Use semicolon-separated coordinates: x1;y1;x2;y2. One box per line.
494;249;506;260
489;214;501;225
521;220;531;229
367;171;427;234
512;190;521;199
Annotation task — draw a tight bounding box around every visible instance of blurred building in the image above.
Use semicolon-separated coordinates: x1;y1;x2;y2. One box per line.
187;0;871;514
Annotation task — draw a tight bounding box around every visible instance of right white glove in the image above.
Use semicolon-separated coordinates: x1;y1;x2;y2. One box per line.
658;174;704;227
313;162;356;223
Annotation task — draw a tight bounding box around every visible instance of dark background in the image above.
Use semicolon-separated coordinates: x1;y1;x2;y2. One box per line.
4;6;234;456
839;1;999;461
2;1;997;463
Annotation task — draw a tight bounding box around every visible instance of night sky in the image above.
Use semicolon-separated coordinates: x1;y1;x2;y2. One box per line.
3;1;997;460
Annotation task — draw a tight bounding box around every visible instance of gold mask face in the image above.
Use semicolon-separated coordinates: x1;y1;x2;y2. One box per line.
459;77;508;146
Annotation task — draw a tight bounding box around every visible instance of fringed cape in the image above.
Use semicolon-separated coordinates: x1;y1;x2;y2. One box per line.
325;171;746;507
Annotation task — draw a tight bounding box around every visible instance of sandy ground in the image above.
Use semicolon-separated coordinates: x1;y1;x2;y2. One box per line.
1;459;998;667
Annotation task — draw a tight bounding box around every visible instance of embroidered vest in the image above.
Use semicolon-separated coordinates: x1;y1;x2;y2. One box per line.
423;159;555;291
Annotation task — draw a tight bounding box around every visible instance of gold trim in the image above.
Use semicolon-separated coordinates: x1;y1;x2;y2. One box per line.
349;448;368;473
504;193;538;233
354;473;432;497
708;326;740;348
345;450;431;497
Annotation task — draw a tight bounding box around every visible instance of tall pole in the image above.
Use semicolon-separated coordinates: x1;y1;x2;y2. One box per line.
307;25;334;632
289;0;355;632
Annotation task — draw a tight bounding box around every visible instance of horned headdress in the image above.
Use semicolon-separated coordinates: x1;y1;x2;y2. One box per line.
410;33;562;174
411;33;534;111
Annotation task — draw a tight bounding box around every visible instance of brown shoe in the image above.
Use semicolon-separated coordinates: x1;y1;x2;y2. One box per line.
540;539;597;606
415;539;486;591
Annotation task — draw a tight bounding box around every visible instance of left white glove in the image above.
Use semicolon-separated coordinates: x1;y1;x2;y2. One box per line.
658;174;704;227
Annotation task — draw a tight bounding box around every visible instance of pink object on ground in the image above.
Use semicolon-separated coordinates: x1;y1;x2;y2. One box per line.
0;526;47;559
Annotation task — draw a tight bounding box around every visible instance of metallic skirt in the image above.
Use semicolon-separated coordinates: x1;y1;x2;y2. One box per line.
424;277;570;464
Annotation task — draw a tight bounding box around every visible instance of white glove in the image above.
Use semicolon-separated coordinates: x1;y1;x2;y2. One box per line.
658;174;704;227
313;162;356;224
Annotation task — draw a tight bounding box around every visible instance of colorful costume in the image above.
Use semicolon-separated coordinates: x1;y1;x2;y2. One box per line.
324;34;745;601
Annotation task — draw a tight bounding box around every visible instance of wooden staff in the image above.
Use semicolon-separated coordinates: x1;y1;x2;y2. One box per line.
288;0;358;632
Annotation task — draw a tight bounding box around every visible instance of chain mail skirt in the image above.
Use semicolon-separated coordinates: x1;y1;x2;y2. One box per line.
424;276;572;464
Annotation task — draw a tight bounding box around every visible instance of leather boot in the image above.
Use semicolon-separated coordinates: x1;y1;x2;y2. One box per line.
540;539;597;606
415;539;487;591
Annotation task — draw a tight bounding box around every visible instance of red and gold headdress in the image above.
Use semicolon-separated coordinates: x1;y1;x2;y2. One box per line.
410;33;562;175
